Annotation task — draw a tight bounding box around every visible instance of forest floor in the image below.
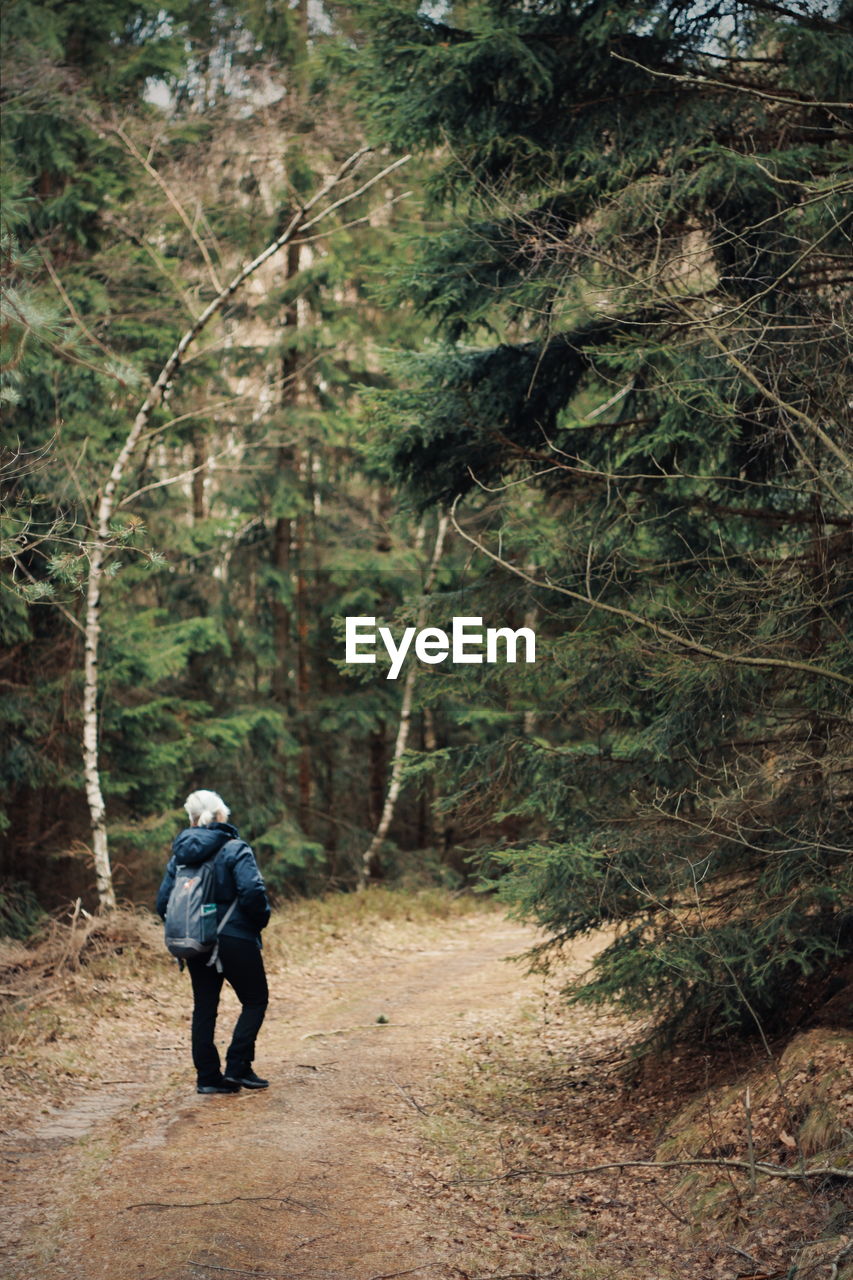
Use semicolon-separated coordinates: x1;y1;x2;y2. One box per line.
0;892;850;1280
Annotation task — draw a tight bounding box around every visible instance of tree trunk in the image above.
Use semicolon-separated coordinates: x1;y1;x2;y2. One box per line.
272;238;301;710
271;512;292;707
421;704;438;850
522;584;539;737
83;547;116;911
191;428;206;521
369;725;387;826
359;510;449;886
295;497;312;827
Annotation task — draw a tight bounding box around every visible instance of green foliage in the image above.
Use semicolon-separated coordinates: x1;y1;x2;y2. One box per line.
253;814;325;896
347;0;853;1042
492;831;852;1040
1;0;452;909
0;881;47;939
6;0;850;1047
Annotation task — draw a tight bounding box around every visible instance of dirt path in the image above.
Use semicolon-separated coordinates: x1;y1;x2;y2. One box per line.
4;912;591;1280
4;906;846;1280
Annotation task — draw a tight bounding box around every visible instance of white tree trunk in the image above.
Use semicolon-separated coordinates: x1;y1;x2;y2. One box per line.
360;510;449;885
81;148;409;911
83;535;115;910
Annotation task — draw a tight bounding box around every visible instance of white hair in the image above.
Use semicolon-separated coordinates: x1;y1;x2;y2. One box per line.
185;789;230;828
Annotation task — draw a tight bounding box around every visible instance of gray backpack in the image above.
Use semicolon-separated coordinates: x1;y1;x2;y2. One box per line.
164;851;238;971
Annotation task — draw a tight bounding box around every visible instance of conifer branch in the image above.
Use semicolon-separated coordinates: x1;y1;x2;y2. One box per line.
449;498;853;688
689;316;853;495
609;50;853;109
529;226;853;509
740;0;852;34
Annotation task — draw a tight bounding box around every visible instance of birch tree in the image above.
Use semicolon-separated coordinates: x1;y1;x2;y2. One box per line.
83;147;409;910
360;509;449;886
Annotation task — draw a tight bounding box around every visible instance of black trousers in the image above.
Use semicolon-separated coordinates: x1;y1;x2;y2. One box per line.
186;934;269;1085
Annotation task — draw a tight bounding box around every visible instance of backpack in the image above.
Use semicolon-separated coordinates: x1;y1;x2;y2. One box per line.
164;848;238;971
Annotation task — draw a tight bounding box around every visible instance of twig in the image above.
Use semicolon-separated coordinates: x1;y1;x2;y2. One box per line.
58;897;82;971
471;1272;560;1280
299;1024;405;1039
449;1157;852;1185
124;1192;324;1213
111;121;225;294
366;1268;435;1280
829;1239;853;1280
691;312;853;495
449;497;853;688
609;49;853;109
40;254;132;375
745;1086;757;1195
0;981;74;1012
648;1189;690;1226
298;153;411;235
726;1245;762;1267
282;1231;340;1257
389;1075;430;1115
293;189;413;246
187;1267;288;1278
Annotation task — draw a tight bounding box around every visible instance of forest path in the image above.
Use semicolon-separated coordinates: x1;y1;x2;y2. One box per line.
4;911;607;1280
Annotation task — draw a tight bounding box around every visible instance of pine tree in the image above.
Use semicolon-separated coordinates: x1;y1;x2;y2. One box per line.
348;0;853;1039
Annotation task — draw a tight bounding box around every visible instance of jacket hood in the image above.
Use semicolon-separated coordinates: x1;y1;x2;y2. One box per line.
172;822;239;865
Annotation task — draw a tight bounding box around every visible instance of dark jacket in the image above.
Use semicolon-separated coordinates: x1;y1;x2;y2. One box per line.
156;822;270;944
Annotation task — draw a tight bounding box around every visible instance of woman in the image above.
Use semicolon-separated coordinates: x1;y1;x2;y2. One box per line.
157;789;271;1094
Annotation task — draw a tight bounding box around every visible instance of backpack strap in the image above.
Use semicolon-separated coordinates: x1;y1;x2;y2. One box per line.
204;838;244;972
205;896;239;972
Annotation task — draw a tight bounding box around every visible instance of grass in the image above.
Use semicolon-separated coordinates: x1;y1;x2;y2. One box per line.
282;882;495;928
648;1028;853;1256
264;883;498;966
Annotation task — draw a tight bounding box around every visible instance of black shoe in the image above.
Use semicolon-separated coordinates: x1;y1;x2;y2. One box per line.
197;1079;241;1094
224;1068;269;1089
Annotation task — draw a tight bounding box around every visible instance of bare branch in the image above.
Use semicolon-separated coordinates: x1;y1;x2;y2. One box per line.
449;497;853;688
610;50;853;109
40;253;136;377
452;1156;852;1186
110;119;225;294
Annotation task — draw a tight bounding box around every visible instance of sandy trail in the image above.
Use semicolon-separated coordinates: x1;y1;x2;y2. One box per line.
3;912;590;1280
